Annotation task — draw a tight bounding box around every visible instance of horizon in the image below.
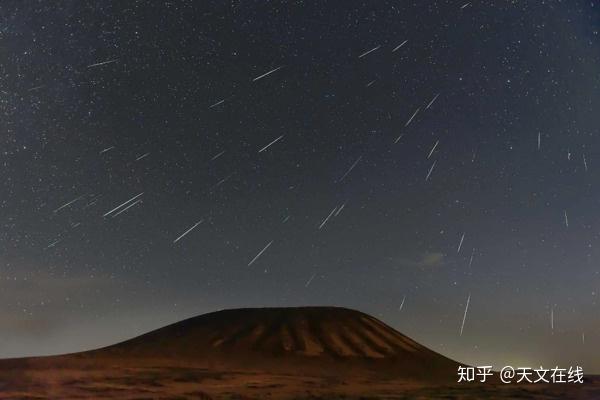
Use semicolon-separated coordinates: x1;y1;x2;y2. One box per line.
0;303;596;375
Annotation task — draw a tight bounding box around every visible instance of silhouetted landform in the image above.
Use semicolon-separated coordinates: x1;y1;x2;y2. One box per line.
0;307;598;399
94;306;460;379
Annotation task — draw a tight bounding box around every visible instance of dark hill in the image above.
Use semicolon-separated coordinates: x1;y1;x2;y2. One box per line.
86;306;459;379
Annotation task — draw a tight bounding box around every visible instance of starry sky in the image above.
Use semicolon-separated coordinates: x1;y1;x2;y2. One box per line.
1;0;600;372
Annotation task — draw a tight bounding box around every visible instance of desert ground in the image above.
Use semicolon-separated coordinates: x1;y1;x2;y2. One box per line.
1;361;599;399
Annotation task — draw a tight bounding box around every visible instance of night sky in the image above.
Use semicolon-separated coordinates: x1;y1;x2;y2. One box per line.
2;0;600;372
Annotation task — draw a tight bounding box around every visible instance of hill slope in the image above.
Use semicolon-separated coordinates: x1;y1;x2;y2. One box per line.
88;306;458;378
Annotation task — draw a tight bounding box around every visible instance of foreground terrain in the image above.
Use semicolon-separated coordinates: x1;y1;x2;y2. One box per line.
0;307;597;399
2;361;599;399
